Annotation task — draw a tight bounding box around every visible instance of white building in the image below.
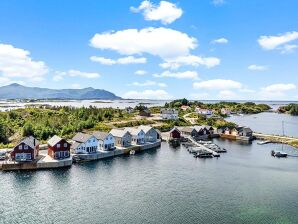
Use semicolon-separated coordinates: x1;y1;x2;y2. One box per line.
124;127;145;145
160;109;179;120
220;108;231;115
71;133;98;154
195;107;213;116
93;131;115;151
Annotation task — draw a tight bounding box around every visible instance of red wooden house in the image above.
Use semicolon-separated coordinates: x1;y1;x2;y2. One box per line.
169;127;181;139
47;135;71;159
11;136;39;162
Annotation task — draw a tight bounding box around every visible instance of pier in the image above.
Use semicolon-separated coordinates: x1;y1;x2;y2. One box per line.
253;132;298;146
186;137;220;157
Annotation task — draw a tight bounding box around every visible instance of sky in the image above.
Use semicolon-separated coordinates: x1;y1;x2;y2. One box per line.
0;0;298;100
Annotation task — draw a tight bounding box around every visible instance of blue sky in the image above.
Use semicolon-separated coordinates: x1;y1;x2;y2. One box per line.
0;0;298;100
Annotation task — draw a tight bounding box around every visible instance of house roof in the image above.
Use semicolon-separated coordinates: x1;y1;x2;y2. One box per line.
20;136;39;149
124;127;142;136
110;129;130;138
93;131;110;141
138;125;154;134
72;132;93;143
48;135;64;147
236;126;252;132
161;109;178;114
170;127;181;133
181;127;196;133
71;141;81;150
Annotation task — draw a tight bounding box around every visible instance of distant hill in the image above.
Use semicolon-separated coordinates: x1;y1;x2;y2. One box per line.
0;83;121;100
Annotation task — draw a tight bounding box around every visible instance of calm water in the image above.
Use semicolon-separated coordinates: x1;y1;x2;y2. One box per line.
1;140;298;224
227;112;298;137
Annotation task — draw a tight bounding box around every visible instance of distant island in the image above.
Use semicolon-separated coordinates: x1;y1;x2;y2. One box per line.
0;83;121;100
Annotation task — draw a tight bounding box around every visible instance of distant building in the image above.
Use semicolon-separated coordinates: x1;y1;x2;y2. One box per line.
110;129;132;147
71;133;98;154
47;135;71;160
220;108;231;115
180;105;189;111
93;131;115;151
11;136;39;162
124;127;145;145
124;107;134;114
180;127;198;138
195;107;213;116
161;108;178;120
169;127;181;140
139;109;151;117
218;126;253;141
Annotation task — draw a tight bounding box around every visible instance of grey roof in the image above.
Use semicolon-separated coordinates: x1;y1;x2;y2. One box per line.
181;127;196;133
47;135;63;147
20;136;39;149
93;131;110;141
110;129;130;138
160;109;178;114
170;127;181;133
124;127;143;136
71;141;81;150
72;132;93;143
138;125;155;134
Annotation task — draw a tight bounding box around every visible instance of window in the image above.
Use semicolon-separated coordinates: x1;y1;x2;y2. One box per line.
24;145;28;150
18;145;22;150
64;143;67;148
57;144;60;148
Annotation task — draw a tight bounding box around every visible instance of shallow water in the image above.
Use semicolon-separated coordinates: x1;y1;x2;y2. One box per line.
1;140;298;224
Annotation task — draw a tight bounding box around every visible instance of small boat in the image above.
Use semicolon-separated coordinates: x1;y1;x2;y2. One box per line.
130;150;135;155
271;150;287;158
194;150;213;158
258;140;271;145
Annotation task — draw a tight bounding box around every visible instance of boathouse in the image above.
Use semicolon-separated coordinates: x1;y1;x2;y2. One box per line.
181;127;198;138
124;127;145;145
71;133;98;154
93;131;115;151
110;129;132;147
47;135;71;159
138;125;159;142
11;136;39;162
169;127;181;139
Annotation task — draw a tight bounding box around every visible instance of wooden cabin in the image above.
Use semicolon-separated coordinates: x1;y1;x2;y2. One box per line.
11;136;39;162
47;135;71;159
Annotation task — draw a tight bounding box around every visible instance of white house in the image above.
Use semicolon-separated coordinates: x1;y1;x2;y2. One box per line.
221;108;231;115
93;131;115;151
71;133;98;154
124;127;145;145
110;129;132;147
160;109;178;120
138;125;159;143
195;107;213;116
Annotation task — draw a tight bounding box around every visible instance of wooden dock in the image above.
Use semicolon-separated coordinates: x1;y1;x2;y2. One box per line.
186;137;220;157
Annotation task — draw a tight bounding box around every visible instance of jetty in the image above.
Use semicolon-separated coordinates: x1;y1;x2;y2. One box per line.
253;132;298;147
186;137;220;157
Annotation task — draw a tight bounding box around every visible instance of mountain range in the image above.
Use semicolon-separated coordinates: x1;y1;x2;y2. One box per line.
0;83;121;100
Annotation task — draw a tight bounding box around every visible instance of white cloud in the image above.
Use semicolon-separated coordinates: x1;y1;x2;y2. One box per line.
159;55;220;69
258;31;298;51
90;27;197;59
212;0;225;6
0;43;48;81
90;56;147;65
71;83;81;89
124;89;172;99
281;44;298;54
68;70;100;79
90;56;116;65
130;80;167;87
190;92;209;99
135;70;147;75
154;70;199;79
130;0;183;25
248;64;267;71
211;38;228;44
218;90;237;99
261;83;296;92
193;79;242;90
239;88;256;93
53;75;63;81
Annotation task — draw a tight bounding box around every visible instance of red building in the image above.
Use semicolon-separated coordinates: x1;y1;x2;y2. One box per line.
11;136;39;162
169;127;181;139
47;135;71;159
